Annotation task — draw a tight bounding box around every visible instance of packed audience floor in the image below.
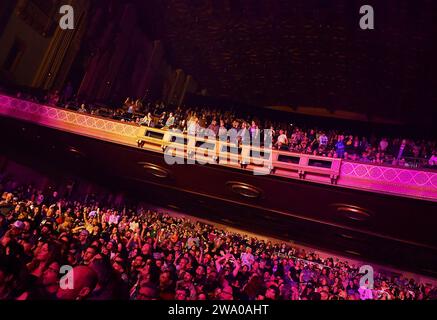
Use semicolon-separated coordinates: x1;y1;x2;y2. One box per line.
4;88;437;170
1;171;436;301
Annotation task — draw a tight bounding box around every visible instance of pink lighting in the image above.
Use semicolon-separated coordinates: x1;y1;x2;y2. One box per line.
1;94;436;201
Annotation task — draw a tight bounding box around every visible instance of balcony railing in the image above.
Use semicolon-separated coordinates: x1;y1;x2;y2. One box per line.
1;94;436;201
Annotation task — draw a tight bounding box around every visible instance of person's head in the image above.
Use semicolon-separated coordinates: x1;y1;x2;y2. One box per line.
83;246;97;265
136;282;159;300
159;270;172;286
320;290;329;300
42;261;60;287
112;258;125;274
265;285;279;300
175;288;188;300
132;255;145;269
79;230;88;243
106;241;116;252
155;259;164;269
141;243;151;255
183;271;193;283
92;225;100;234
34;241;59;264
14;204;22;214
89;258;115;292
220;286;234;300
242;264;249;273
196;265;205;277
56;266;98;300
10;220;24;236
178;257;188;268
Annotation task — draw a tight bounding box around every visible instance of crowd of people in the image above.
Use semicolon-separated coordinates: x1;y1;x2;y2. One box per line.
5;88;437;169
126;98;437;169
1;175;436;301
63;94;437;169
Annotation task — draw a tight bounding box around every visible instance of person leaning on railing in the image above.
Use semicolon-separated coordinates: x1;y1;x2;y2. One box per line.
429;151;437;167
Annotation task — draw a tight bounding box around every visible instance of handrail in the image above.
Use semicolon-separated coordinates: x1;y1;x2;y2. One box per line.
136;125;342;183
1;94;436;200
3;94;435;172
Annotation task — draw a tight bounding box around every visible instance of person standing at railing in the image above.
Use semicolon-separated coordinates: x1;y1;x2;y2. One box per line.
239;122;251;169
207;119;219;137
250;120;260;147
78;104;87;113
165;112;175;128
379;137;389;153
429;151;437;167
228;120;240;146
218;119;227;139
127;102;135;117
335;135;345;159
395;139;409;161
139;112;154;127
187;116;199;159
319;132;328;149
275;130;288;150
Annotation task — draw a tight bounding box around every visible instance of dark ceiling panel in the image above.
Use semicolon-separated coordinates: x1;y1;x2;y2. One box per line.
140;0;437;123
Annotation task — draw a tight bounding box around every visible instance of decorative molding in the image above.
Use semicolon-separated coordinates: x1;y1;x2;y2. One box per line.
340;161;437;200
0;95;138;138
341;162;437;189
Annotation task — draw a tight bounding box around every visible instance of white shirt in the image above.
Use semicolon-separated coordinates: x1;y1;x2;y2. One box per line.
277;134;288;144
166;116;175;127
187;121;199;136
129;221;139;231
429;155;437;166
218;126;227;137
319;135;328;146
379;139;389;151
109;214;119;225
241;252;254;267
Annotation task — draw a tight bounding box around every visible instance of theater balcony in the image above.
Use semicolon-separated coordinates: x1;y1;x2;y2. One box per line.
1;94;437;278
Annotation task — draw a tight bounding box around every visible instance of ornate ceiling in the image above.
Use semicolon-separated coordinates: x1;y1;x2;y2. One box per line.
142;0;437;122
